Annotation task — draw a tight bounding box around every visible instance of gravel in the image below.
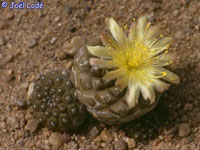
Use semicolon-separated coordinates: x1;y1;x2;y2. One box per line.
27;37;37;48
16;99;27;109
50;37;57;44
178;123;191;137
49;132;63;149
127;138;136;149
0;37;6;46
65;5;72;14
113;139;127;150
89;126;100;138
100;130;114;144
55;50;67;60
184;103;193;111
6;116;19;130
25;119;39;133
175;31;185;40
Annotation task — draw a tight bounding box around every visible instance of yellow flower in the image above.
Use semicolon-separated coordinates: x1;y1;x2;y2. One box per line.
87;16;180;108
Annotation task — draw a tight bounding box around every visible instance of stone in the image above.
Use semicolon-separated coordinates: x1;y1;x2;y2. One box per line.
85;145;98;150
184;103;193;111
175;31;184;40
25;119;39;133
173;10;179;16
50;37;57;44
100;130;114;144
85;6;91;12
49;132;63;149
0;37;6;46
62;133;70;143
27;82;34;100
89;126;100;138
113;140;127;150
153;142;176;150
16;99;27;109
0;20;8;29
127;138;136;149
0;122;6;129
66;141;77;150
178;123;191;137
105;144;114;150
6;116;19;130
164;126;177;135
0;87;3;94
5;54;14;63
27;37;37;48
55;50;66;60
65;5;72;14
63;36;85;56
5;12;14;20
69;27;76;33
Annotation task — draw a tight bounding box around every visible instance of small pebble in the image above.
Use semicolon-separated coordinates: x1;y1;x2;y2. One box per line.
5;12;14;20
18;139;25;147
85;6;91;12
105;144;114;150
6;116;19;130
184;103;193;111
89;126;100;138
0;20;8;29
54;17;60;22
64;36;85;56
50;37;57;44
173;10;179;16
127;138;136;149
62;133;71;143
0;122;6;130
69;27;76;33
25;119;39;133
113;140;127;150
0;87;3;94
175;31;184;40
178;123;191;137
164;126;177;135
16;99;27;109
49;132;64;149
65;5;72;14
5;54;14;63
147;13;156;22
85;145;98;150
27;37;37;48
100;130;114;144
0;37;6;46
55;50;67;60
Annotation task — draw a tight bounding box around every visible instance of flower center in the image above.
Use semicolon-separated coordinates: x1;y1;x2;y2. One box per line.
111;41;152;72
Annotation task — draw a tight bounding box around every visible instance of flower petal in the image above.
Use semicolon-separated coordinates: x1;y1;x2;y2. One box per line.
156;67;180;84
153;54;173;67
103;69;124;81
144;26;161;46
87;46;112;59
140;84;155;104
136;16;148;41
115;76;129;90
126;82;140;108
152;79;170;92
89;58;117;69
129;22;136;41
152;37;173;49
109;18;127;44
